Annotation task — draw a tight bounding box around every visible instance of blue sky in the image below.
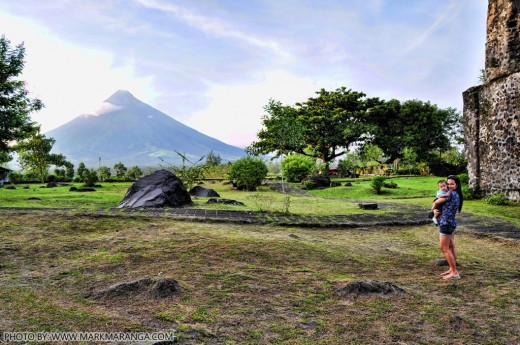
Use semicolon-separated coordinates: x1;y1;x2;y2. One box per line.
1;0;487;148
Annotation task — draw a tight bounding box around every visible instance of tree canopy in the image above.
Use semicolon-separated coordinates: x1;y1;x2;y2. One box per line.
0;35;43;160
248;87;374;165
365;99;461;163
15;131;67;183
248;87;461;165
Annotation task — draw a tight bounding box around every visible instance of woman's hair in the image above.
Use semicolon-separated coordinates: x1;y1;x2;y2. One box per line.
447;175;463;212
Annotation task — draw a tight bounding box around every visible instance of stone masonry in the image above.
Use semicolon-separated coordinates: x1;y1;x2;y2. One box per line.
463;0;520;201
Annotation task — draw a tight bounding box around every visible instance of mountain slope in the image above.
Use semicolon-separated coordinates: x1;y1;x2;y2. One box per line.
47;90;246;167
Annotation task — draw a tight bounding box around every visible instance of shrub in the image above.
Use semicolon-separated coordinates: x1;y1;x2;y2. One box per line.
302;179;317;190
458;173;469;185
83;168;99;187
383;181;398;189
281;154;316;182
337;152;361;177
484;192;509;206
370;176;387;194
229;157;268;191
461;185;478;200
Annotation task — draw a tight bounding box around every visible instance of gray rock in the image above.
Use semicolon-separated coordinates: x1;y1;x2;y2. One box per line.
117;170;192;208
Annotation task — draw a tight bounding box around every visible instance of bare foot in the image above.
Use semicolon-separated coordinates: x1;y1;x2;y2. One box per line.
442;273;460;280
440;270;451;276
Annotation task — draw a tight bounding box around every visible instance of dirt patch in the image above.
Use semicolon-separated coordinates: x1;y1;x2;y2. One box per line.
336;280;405;297
86;277;181;300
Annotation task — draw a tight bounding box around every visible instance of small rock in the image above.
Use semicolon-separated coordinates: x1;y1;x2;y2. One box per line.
358;203;378;210
207;198;244;206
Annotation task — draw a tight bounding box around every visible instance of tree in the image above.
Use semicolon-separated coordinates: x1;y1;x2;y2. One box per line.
401;147;418;176
126;166;143;180
248;88;375;166
113;162;127;178
98;166;111;181
15;131;67;183
247;99;306;159
65;162;75;179
76;162;87;181
205;150;222;166
83;168;98;187
360;143;387;174
366;99;461;163
0;35;43;158
337;151;361;177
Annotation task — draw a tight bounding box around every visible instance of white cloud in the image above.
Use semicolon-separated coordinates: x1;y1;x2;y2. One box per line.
82;102;122;117
0;11;160;132
186;70;340;148
135;0;291;61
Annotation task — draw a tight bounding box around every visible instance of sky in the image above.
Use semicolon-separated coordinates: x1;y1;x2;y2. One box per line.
1;0;487;149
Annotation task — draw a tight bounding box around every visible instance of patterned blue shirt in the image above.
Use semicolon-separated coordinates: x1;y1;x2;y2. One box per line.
439;190;460;227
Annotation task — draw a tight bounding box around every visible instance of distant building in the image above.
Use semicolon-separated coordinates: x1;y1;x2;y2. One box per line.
0;167;11;186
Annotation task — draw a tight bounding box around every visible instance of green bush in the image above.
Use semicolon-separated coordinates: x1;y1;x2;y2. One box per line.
302;179;317;190
383;181;398;189
461;185;477;200
229;157;268;191
281;154;316;182
458;173;469;185
484;192;509;206
370;176;387;194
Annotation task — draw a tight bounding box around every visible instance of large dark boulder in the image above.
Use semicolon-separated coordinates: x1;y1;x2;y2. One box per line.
302;175;331;188
117;169;192;208
189;185;220;197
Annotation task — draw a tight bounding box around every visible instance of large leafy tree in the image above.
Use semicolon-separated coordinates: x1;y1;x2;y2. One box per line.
0;35;43;161
247;99;306;159
15;132;67;183
113;162;127;178
248;88;374;165
365;99;461;163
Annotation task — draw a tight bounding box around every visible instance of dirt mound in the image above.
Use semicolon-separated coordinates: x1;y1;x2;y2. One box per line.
337;280;405;297
86;277;181;300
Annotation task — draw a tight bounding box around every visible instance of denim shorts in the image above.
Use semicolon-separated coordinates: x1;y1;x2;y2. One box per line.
439;224;456;236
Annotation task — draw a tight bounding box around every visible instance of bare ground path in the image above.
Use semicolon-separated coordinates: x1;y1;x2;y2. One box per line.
1;203;518;240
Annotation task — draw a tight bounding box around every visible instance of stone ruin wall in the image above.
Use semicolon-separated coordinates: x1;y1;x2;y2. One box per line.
463;0;520;201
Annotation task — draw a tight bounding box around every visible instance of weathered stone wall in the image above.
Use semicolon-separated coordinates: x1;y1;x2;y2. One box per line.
485;0;520;82
463;0;520;202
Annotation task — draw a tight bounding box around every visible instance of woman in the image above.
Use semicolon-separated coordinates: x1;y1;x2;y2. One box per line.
432;175;463;280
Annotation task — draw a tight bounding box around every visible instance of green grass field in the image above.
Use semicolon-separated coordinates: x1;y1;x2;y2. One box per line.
1;176;518;225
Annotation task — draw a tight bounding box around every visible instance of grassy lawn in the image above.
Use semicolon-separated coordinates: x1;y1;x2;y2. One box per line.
1;176;519;225
0;213;518;344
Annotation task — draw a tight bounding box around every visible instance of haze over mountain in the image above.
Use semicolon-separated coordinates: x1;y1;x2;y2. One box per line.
47;90;246;168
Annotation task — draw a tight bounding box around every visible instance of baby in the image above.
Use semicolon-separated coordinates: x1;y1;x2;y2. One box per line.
430;180;449;225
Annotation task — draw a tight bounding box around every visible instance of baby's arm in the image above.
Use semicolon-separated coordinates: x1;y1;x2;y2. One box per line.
432;191;450;209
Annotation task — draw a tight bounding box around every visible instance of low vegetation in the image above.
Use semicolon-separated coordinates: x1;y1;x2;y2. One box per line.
1;176;519;225
1;175;519;343
0;212;518;344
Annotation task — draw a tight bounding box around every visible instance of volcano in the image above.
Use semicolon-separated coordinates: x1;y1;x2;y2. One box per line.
47;90;246;167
